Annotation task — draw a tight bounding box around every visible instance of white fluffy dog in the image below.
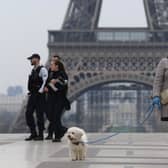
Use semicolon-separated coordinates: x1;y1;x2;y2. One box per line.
67;127;88;161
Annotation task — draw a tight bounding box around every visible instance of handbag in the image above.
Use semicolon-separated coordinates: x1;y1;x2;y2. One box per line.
160;89;168;121
160;89;168;105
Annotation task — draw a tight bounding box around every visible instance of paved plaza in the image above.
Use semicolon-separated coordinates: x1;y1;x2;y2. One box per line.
0;133;168;168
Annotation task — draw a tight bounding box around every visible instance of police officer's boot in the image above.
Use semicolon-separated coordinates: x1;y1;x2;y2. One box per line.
34;130;44;141
25;130;37;141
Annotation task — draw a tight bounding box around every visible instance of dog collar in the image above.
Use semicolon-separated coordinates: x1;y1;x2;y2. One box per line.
72;141;84;146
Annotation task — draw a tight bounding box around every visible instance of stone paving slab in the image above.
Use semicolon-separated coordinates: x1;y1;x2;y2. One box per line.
0;133;168;168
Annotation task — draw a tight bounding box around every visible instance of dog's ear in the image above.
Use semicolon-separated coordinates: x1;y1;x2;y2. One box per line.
79;131;83;137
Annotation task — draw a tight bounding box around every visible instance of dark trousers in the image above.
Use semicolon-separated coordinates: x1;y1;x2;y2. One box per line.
46;94;67;138
25;93;45;136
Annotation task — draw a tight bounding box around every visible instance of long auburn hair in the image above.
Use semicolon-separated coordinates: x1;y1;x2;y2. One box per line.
54;60;66;72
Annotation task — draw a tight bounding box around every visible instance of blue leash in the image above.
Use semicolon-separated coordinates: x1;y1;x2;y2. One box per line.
86;132;119;144
86;103;156;145
139;104;154;125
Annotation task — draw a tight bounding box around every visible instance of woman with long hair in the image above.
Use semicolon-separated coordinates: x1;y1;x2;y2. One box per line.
45;60;69;142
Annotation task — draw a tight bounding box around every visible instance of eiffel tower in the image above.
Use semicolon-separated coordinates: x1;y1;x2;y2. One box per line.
11;0;168;132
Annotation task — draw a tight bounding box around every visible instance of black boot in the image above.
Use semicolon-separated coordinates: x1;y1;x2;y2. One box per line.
52;132;61;142
45;134;53;140
25;132;37;141
34;136;44;141
52;138;61;142
34;131;44;141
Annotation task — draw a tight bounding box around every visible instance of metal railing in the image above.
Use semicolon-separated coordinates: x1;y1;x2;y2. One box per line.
48;29;168;44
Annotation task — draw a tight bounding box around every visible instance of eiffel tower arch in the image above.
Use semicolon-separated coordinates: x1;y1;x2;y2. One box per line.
68;71;153;100
11;0;168;132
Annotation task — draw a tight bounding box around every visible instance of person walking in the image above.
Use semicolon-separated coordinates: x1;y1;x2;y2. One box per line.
153;57;168;121
25;54;48;141
45;60;69;142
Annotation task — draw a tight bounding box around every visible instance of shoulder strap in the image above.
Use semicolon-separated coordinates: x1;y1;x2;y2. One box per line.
36;65;44;73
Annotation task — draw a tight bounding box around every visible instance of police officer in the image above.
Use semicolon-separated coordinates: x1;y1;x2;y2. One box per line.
25;54;48;141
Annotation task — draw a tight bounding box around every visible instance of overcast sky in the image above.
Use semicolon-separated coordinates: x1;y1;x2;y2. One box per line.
0;0;147;94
